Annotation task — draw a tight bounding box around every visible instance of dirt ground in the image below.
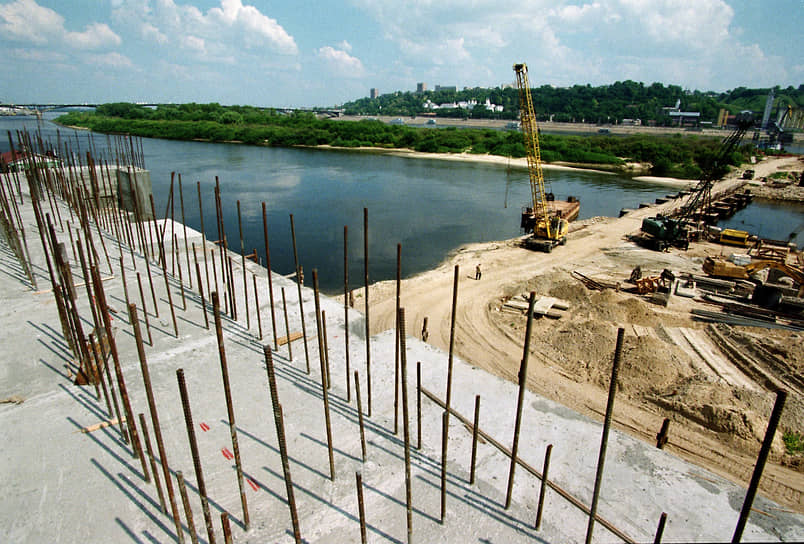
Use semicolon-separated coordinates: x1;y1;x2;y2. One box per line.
363;155;804;512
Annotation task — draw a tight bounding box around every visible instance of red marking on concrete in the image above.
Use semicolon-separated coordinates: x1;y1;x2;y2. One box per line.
247;479;259;492
199;422;210;432
221;447;234;460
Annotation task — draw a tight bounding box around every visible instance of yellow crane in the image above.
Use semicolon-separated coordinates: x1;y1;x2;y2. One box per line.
513;63;570;252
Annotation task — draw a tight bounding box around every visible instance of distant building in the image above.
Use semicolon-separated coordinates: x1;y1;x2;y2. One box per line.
370;88;379;99
416;82;427;94
435;85;457;93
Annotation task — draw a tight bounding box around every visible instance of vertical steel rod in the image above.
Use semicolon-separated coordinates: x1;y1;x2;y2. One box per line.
445;265;459;421
177;471;199;544
535;444;553;530
221;512;232;544
176;368;216;544
289;214;310;372
197;182;211;298
394;243;401;434
281;287;292;361
162;263;179;337
585;327;626;544
416;362;422;450
139;412;167;515
356;472;367;544
731;389;787;543
312;270;335;480
211;292;250;529
440;409;448;523
136;272;153;345
654;512;667;544
128;303;185;543
194;247;209;329
399;307;412;544
261;202;278;349
505;291;537;509
253;273;262;340
174;233;186;311
354;371;367;461
363;207;371;416
322;310;331;389
263;345;302;543
178;174;191;288
469;395;480;485
343;225;350;401
237;201;249;329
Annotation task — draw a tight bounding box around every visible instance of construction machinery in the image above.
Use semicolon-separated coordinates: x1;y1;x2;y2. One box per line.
639;112;755;251
703;256;804;286
513;63;578;252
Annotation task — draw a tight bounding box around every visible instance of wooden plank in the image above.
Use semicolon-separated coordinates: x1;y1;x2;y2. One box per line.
277;331;304;346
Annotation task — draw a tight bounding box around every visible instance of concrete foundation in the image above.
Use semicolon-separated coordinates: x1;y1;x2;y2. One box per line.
1;172;803;543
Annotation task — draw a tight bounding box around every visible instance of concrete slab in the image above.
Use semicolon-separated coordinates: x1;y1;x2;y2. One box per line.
2;173;803;543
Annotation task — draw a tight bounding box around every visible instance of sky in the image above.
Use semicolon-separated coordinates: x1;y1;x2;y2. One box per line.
0;0;802;108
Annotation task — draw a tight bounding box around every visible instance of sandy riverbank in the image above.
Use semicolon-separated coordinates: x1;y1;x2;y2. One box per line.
313;144;706;186
359;154;804;512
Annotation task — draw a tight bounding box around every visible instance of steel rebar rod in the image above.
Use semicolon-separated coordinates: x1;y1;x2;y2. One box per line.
174;233;186;311
263;345;302;543
177;471;199;544
178;174;191;288
394;243;401;434
654;512;667;544
313;270;335;480
356;472;367;544
211;292;249;529
139;412;167;515
354;371;367;462
252;273;262;340
585;327;626;544
176;368;216;544
237;201;249;329
399;308;412;544
505;291;537;509
136;272;153;345
197;182;211;299
261;202;278;349
289;214;310;372
281;287;292;361
363;208;371;416
128;303;185;542
343;225;350;401
535;444;553;530
469;395;480;485
731;389;787;543
416;362;422;450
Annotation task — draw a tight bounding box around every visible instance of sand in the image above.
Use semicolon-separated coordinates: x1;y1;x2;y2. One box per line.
361;154;804;512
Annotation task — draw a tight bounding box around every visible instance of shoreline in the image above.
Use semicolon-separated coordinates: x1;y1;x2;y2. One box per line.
311;144;701;186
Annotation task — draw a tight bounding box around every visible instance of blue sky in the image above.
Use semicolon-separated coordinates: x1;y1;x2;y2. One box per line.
1;0;802;107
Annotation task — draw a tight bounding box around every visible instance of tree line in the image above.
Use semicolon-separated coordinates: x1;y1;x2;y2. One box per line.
57;102;754;179
344;83;804;125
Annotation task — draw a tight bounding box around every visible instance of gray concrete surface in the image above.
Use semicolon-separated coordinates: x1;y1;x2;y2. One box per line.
1;174;803;543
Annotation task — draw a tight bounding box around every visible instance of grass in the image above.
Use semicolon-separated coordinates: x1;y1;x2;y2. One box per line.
782;430;804;454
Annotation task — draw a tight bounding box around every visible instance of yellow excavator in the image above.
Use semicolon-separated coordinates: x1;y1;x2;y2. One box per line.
514;63;573;252
703;256;804;299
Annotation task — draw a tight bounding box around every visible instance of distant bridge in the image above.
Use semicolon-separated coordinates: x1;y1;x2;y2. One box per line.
2;103;345;117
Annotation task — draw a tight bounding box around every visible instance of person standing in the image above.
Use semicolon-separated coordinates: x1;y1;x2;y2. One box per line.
475;263;481;280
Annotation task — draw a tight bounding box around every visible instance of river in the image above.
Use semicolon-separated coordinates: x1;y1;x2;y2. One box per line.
3;113;801;293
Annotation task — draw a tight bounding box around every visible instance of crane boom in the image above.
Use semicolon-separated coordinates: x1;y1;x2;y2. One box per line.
513;63;551;237
513;63;572;251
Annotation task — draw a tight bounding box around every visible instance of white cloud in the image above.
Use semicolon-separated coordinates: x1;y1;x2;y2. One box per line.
181;35;207;54
317;45;365;77
86;51;133;69
65;23;122;50
141;22;168;45
0;0;61;45
0;0;121;50
338;40;353;52
352;0;791;91
112;0;298;58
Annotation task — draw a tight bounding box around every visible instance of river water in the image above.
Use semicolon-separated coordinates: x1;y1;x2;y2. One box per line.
3;114;802;293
